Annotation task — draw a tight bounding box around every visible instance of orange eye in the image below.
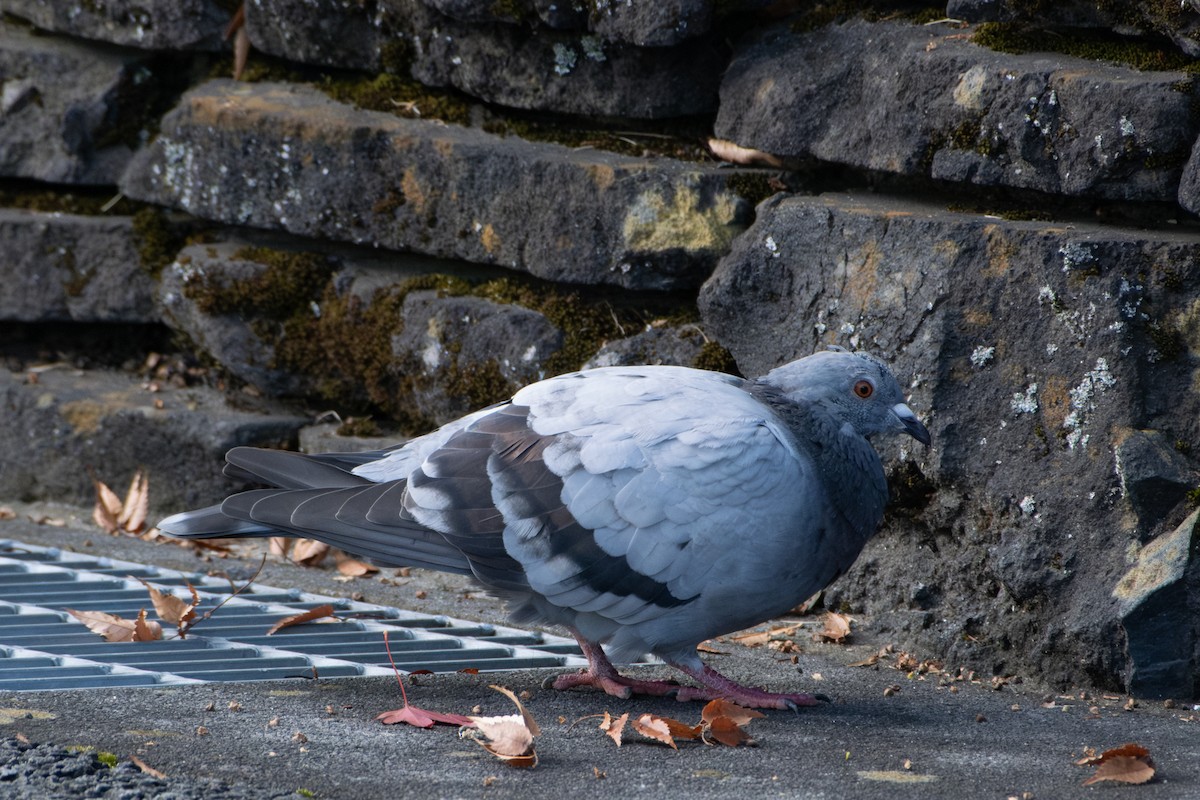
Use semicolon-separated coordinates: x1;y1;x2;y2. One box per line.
853;380;874;398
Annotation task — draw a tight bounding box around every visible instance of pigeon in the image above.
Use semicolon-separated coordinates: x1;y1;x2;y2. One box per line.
159;349;929;709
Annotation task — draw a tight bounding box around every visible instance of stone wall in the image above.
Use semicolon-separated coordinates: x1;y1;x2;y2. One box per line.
1;0;1199;699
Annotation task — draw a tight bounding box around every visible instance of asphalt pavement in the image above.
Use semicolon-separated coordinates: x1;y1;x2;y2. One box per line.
0;503;1196;800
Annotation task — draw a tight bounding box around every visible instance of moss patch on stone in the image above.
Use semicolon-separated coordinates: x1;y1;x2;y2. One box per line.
131;207;186;278
0;185;138;216
692;340;741;375
190;247;336;319
972;22;1200;72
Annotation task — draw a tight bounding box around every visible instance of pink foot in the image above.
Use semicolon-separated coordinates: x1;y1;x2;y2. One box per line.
667;662;827;710
549;634;681;699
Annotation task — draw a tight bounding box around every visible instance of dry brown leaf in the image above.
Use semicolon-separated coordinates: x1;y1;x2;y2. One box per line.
135;578;199;636
66;608;162;642
630;714;678;748
1082;746;1155;787
232;27;250;80
92;477;123;534
701;699;765;728
707;137;786;168
599;711;629;747
292;539;330;566
129;755;166;778
696;641;727;654
269;537;292;558
729;630;770;647
266;604;337;635
814;612;852;643
118;471;150;532
335;552;379;577
705;715;753;747
465;685;539;767
0;505;15;520
848;653;881;668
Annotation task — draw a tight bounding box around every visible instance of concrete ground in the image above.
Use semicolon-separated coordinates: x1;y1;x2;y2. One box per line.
0;503;1196;799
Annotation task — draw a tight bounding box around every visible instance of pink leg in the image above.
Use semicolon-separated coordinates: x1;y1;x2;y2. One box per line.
549;634;682;699
665;661;826;710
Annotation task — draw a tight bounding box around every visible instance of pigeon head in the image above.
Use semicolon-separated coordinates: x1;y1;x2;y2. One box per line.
760;350;931;446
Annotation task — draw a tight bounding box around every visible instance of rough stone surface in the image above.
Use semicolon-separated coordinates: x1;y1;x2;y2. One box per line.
120;80;749;290
0;365;308;512
246;0;724;117
2;0;230;51
391;290;563;424
700;190;1200;691
0;22;157;185
1114;429;1198;530
581;324;706;369
157;237;498;398
420;0;712;45
0;209;155;322
1113;510;1200;699
716;20;1200;202
245;0;384;73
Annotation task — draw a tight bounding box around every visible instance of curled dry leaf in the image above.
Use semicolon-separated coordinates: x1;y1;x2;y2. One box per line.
66;608;162;642
135;578;199;637
1079;743;1155;786
91;470;151;535
707;137;786;168
129;755;166;779
375;630;475;728
701;699;765;728
465;685;539;767
814;611;852;643
335;551;379;577
701;699;763;748
599;711;629;747
266;604;338;635
291;539;330;566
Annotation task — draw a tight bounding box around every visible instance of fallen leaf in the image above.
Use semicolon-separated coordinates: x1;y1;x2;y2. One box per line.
291;539;330;566
266;604;338;635
707;137;786;168
1082;746;1155;786
92;477;123;534
704;716;753;747
118;471;150;533
66;608;162;642
730;630;770;647
335;552;379;577
135;578;199;637
701;699;765;727
814;612;852;643
630;714;678;749
375;631;474;728
0;506;15;520
269;537;292;558
129;755;166;778
696;641;727;654
465;685;540;767
599;711;628;747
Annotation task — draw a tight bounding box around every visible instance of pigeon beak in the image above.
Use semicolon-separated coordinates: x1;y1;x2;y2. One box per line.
891;403;931;447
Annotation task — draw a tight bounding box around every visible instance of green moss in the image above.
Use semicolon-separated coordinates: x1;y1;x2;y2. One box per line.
692;341;740;375
96;751;119;768
187;247;335;319
131;207;184;278
0;186;137;216
336;417;382;437
297;790;317;799
1187;486;1200;506
1174;439;1191;455
442;356;512;409
725;172;778;207
321;73;474;126
972;22;1200;72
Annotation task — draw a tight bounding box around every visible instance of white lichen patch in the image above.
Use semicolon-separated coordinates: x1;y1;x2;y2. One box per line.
970;345;995;368
1019;495;1036;517
581;36;606;62
1059;241;1099;274
1061;357;1116;450
1010;383;1039;415
552;43;577;75
764;236;780;257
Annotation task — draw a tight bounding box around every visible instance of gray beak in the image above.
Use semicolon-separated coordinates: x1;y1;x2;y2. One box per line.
892;403;931;447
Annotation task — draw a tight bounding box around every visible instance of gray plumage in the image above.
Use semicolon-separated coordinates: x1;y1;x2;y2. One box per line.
159;349;930;708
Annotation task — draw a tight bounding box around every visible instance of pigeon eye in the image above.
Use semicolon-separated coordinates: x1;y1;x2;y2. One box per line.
853;380;874;398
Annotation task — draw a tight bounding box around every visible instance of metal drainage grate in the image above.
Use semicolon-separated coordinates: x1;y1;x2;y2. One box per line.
0;540;587;692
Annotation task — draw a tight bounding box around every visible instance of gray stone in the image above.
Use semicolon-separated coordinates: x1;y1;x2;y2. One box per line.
581;324;706;369
0;209;155;322
391;290;563;424
715;20;1200;201
244;0;384;73
0;22;160;185
2;0;229;51
298;422;403;455
245;0;723;117
587;0;713;47
1113;510;1200;699
699;190;1200;692
1114;429;1198;530
0;366;307;512
121;80;749;290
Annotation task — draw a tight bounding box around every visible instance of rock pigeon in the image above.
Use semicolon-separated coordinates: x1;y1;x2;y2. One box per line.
159;349;929;709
